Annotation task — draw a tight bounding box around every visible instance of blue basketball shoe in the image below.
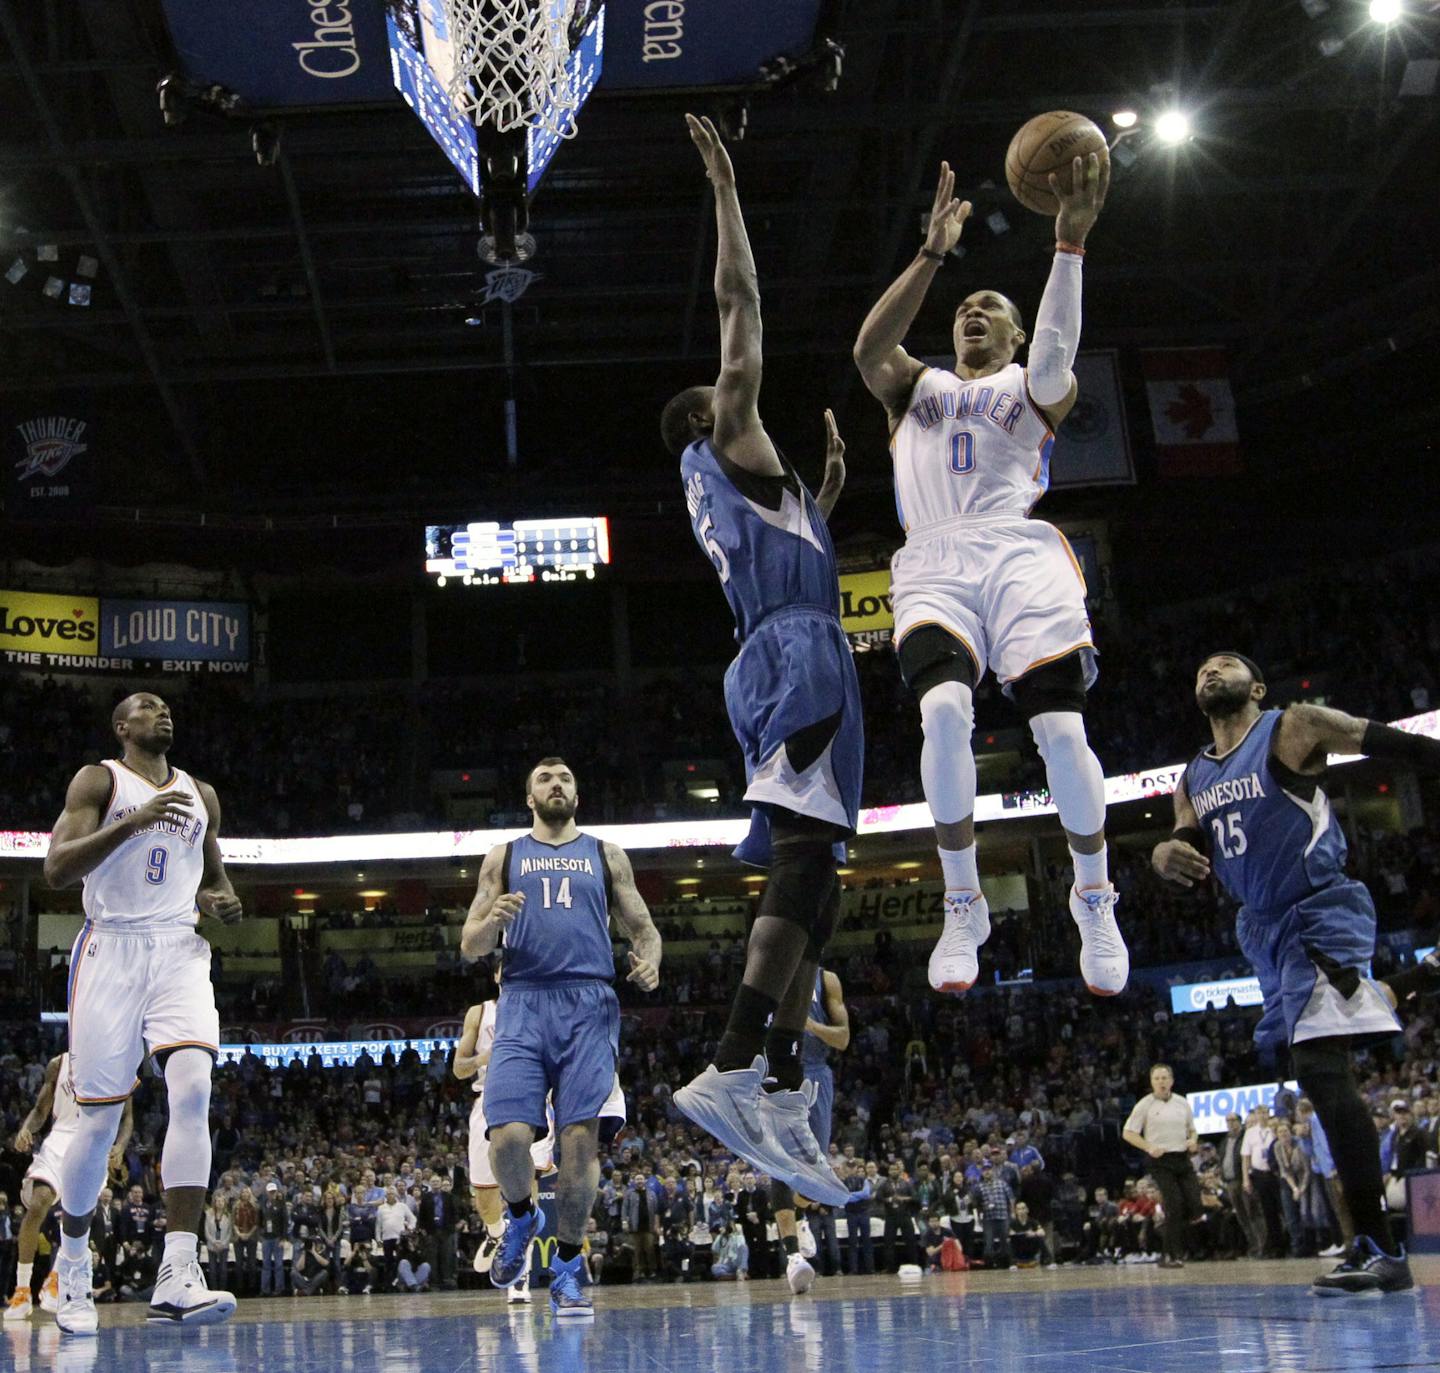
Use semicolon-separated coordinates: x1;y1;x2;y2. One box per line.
491;1207;543;1289
548;1253;593;1319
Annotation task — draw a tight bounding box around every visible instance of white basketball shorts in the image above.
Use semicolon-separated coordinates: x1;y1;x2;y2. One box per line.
466;1074;627;1187
891;513;1096;692
67;921;220;1104
21;1126;75;1207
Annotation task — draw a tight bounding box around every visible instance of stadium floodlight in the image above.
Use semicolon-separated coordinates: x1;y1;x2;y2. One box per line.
1369;0;1403;23
1154;110;1193;145
1111;109;1138;129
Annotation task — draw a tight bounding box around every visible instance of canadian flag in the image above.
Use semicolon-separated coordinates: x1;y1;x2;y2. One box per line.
1140;347;1241;476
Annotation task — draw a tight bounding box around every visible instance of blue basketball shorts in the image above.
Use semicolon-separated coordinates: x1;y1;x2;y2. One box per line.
1237;881;1401;1054
723;607;864;867
482;978;620;1135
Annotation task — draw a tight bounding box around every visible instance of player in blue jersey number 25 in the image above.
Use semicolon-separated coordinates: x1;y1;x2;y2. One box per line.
1154;651;1440;1296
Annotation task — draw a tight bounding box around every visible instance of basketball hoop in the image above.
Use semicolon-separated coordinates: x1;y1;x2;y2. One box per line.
438;0;591;140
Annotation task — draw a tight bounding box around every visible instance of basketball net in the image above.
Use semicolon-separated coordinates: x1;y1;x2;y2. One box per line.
439;0;587;140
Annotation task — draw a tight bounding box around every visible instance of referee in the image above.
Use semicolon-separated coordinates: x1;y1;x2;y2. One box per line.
1122;1064;1201;1269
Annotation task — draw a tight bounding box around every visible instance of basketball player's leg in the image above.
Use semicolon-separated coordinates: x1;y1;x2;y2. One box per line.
140;932;234;1323
4;1181;57;1318
771;1179;816;1294
763;870;839;1094
899;623;992;993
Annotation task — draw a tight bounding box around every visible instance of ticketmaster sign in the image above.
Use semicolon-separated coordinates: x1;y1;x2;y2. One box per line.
1189;1080;1299;1135
1170;976;1263;1014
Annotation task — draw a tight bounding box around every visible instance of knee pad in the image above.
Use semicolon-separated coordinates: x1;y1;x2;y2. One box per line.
763;815;840;937
899;624;977;698
806;870;841;963
1010;650;1088;720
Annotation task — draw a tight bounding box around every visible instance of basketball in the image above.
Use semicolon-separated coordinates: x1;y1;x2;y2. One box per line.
1005;111;1110;216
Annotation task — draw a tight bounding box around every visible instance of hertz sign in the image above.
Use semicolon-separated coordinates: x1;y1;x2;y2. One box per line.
839;570;893;651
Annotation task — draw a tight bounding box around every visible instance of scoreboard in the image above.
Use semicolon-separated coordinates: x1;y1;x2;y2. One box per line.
425;516;611;585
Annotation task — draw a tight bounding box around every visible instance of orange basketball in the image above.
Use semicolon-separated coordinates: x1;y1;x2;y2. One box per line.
1005;112;1109;216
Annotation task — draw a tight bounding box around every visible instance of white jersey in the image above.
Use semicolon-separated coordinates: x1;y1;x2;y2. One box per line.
891;362;1056;532
81;758;207;929
471;1000;498;1096
47;1052;80;1139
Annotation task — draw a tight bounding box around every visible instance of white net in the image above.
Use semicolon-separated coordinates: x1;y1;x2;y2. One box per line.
439;0;586;140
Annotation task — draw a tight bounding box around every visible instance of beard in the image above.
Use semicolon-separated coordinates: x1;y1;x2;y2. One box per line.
1197;679;1253;719
534;793;577;822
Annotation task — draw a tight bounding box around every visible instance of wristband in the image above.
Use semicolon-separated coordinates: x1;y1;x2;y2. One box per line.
1172;826;1206;851
919;246;947;263
1362;721;1440;771
1056;241;1086;257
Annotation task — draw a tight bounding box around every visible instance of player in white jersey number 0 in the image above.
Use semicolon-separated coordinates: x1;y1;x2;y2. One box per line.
853;154;1128;998
42;692;243;1335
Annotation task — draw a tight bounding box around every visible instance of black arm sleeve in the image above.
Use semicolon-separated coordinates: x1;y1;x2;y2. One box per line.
1362;722;1440;772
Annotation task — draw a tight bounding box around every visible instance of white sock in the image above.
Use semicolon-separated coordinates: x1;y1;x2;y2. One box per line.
164;1230;199;1263
16;1261;32;1289
1072;845;1109;892
60;1231;89;1263
938;846;980;896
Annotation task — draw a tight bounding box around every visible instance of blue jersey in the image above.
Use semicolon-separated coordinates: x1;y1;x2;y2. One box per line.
1183;710;1351;916
802;968;830;1068
681;438;841;641
500;832;614;982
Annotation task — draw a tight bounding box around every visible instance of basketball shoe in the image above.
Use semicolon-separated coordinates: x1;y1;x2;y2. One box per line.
491;1207;543;1288
785;1253;816;1296
1070;886;1128;994
38;1271;59;1315
928;891;990;993
473;1230;501;1274
758;1082;850;1207
506;1248;532;1303
1312;1236;1414;1296
3;1288;32;1322
147;1255;237;1326
675;1057;791;1179
548;1254;593;1319
53;1255;97;1336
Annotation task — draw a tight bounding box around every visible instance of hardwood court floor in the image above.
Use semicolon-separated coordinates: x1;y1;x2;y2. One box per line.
6;1257;1437;1372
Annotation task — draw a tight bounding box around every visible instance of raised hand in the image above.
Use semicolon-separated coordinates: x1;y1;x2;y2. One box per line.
925;162;972;256
823;409;845;486
685;113;736;189
1051;151;1109;247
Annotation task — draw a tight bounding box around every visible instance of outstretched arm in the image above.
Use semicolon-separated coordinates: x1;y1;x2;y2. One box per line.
686;113;782;477
1151;777;1211;887
1025;151;1109;427
1276;702;1440;776
605;842;662;991
814;410;846;521
853;163;970;427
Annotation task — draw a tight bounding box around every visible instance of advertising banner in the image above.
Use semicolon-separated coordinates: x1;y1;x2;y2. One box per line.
1170;976;1264;1015
602;0;822;90
838;569;893;649
100;599;250;664
0;589;99;664
1189;1080;1299;1135
161;0;395;107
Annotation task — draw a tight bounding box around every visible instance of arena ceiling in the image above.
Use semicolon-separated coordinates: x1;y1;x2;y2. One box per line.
1;0;1438;535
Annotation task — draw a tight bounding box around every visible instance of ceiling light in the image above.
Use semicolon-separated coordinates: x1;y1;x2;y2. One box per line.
1154;110;1193;144
676;877;701;886
895;861;922;870
1317;33;1346;56
1369;0;1402;21
1300;0;1329;15
358;890;388;898
985;209;1010;236
1111;109;1138;129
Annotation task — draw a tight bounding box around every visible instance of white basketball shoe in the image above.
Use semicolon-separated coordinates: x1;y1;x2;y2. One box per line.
928;891;991;993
